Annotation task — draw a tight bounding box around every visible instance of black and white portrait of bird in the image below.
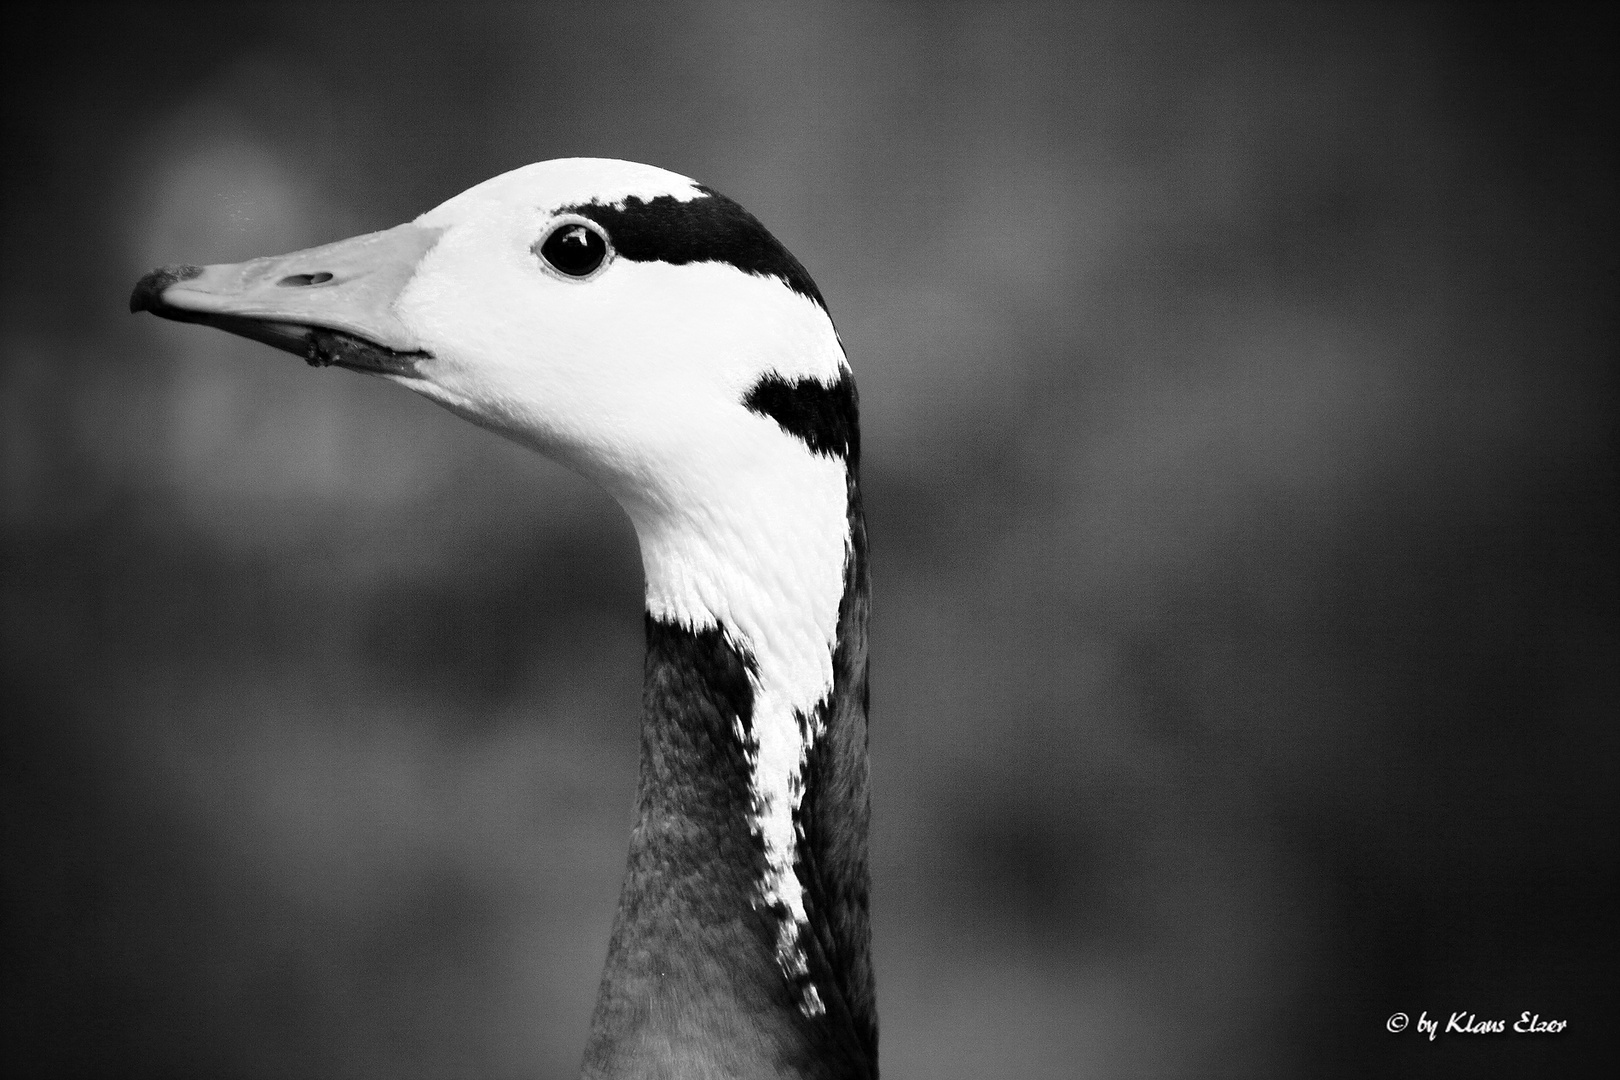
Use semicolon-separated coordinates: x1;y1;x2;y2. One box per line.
132;158;876;1080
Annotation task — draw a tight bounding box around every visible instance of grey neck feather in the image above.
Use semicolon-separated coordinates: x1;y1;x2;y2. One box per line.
581;474;874;1080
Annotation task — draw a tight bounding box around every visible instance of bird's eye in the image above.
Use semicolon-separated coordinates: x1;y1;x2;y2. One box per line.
535;219;610;278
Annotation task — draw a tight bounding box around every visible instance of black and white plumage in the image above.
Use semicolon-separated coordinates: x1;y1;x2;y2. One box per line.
131;159;875;1079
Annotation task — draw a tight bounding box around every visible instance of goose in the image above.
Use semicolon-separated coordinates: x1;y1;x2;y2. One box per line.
130;158;875;1080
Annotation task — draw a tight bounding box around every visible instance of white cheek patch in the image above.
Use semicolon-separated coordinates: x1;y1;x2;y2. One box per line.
397;236;847;466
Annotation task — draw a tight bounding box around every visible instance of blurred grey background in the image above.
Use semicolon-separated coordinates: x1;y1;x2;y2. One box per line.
2;3;1614;1078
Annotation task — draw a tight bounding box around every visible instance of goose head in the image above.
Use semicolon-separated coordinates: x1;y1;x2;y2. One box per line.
131;159;876;1077
132;158;850;519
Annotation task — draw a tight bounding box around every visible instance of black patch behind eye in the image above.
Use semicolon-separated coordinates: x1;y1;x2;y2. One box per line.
560;188;828;311
742;369;859;467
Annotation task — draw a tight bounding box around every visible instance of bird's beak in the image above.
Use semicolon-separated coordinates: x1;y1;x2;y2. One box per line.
130;222;443;376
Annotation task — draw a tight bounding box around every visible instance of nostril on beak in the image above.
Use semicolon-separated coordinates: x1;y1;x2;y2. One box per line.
278;272;334;287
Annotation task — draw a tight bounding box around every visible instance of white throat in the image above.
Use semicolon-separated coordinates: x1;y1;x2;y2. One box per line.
626;412;850;1009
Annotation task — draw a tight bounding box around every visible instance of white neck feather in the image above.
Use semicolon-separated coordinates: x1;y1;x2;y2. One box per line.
626;412;850;1004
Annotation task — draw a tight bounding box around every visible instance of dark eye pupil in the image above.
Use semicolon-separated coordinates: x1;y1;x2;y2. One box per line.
538;223;607;277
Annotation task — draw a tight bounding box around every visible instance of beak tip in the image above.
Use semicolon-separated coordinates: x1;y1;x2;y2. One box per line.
130;264;204;315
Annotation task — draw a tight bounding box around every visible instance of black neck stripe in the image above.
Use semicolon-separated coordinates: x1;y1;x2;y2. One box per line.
743;369;860;467
560;188;828;311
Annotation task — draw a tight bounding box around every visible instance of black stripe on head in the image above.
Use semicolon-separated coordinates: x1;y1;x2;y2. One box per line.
560;188;828;310
743;369;860;467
